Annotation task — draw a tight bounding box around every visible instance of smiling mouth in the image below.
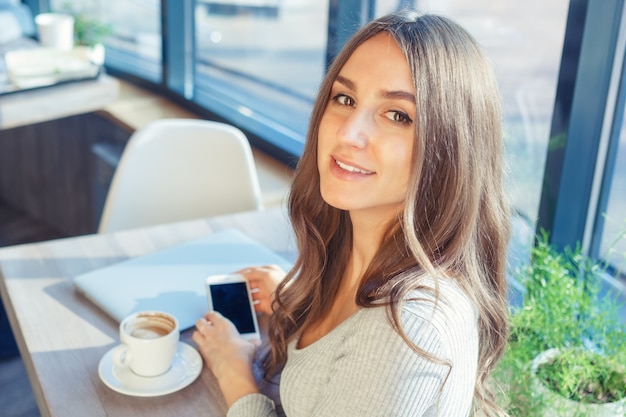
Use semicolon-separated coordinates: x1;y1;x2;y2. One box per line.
335;158;375;175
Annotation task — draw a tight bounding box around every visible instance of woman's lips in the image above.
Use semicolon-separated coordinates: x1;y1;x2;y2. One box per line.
333;157;375;175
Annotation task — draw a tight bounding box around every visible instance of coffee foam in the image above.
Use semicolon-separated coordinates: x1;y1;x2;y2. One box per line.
130;325;170;339
126;313;175;339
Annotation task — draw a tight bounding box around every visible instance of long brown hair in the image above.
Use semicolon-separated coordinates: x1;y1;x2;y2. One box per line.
266;11;510;416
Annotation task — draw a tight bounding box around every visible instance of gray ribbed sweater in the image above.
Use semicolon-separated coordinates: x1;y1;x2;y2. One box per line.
228;277;478;417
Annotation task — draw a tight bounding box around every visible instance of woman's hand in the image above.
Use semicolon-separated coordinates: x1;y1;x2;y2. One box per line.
237;265;287;315
192;311;260;407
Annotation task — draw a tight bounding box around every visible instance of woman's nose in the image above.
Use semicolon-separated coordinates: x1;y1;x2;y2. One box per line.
337;109;371;148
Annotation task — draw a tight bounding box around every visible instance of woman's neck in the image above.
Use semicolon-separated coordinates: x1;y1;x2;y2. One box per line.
348;210;395;274
298;210;398;348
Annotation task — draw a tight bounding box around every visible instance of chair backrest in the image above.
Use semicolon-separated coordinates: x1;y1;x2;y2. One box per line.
98;119;263;233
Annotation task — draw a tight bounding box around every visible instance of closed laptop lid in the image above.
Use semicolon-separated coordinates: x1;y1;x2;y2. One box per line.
73;229;292;330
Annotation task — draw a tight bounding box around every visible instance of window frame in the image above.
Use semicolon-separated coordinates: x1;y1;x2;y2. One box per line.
537;0;626;274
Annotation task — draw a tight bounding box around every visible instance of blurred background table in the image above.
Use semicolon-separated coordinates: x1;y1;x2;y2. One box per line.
0;72;118;130
0;31;118;130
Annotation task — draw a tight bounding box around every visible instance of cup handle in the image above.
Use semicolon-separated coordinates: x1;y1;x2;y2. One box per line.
111;344;132;369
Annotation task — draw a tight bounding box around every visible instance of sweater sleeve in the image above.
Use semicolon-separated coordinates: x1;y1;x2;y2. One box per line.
227;393;278;417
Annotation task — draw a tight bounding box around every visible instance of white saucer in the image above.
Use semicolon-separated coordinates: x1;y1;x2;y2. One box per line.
98;342;202;397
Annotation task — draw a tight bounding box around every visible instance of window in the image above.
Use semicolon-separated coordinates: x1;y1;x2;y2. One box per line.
535;1;626;283
193;0;329;155
600;122;626;275
50;0;162;82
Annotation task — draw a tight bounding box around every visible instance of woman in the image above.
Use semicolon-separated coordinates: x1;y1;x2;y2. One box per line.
193;10;510;417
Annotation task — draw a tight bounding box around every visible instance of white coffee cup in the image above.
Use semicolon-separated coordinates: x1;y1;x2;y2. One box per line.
35;13;75;50
112;311;179;377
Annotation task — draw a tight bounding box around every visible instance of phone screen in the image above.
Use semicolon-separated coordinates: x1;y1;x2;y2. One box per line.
209;282;256;334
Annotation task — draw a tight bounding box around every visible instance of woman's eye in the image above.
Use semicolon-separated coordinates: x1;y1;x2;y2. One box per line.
386;111;413;125
332;94;355;107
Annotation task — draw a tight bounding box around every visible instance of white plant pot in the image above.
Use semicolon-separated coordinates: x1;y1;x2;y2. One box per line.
531;348;626;417
75;43;105;66
87;43;105;66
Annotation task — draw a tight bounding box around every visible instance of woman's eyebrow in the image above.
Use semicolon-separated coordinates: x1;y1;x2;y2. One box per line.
335;75;355;90
382;90;416;104
335;74;415;104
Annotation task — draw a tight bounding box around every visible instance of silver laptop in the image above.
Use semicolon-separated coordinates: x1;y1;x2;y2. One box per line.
73;229;292;330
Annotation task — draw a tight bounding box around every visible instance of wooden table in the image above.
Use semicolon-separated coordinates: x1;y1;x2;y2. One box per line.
0;207;295;417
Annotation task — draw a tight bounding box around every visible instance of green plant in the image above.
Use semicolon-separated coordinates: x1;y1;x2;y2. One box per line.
536;348;626;404
493;231;626;416
60;2;112;47
73;12;111;47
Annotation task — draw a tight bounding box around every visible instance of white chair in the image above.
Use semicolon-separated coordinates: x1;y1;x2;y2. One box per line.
98;119;263;233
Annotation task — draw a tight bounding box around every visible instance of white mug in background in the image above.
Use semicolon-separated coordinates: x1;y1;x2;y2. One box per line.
35;13;74;50
112;311;179;377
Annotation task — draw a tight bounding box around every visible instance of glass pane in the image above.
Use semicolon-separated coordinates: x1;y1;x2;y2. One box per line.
600;117;626;276
194;0;329;154
375;0;570;268
50;0;162;82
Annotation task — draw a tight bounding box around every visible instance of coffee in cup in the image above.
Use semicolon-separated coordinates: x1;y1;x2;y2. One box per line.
112;311;179;377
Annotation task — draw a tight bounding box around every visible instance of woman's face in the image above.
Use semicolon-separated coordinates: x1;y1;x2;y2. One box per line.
317;32;416;222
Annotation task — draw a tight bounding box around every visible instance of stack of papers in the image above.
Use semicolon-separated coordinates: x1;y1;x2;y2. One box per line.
4;47;100;89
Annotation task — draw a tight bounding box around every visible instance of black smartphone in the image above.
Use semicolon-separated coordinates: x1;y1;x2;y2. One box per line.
205;274;260;340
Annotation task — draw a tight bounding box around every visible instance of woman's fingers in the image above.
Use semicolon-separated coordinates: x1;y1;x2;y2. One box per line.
234;265;286;315
236;265;284;282
195;316;212;334
194;311;233;344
